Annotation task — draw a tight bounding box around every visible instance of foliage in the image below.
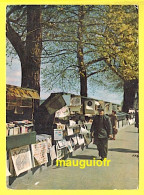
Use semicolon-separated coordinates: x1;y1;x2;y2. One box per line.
6;5;138;97
103;5;138;80
40;5;138;95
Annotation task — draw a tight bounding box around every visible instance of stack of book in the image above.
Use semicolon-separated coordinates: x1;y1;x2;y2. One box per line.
6;120;34;136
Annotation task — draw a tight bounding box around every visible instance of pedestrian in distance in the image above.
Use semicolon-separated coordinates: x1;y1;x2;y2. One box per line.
110;110;118;140
135;109;139;132
90;107;113;161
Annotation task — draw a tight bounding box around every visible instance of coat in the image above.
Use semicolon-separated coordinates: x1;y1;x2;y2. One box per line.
110;114;117;134
90;114;112;139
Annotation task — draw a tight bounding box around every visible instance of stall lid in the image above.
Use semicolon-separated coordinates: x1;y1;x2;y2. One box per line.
6;84;40;99
39;93;67;115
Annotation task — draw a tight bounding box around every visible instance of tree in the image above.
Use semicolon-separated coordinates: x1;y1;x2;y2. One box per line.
41;5;110;97
103;5;138;112
6;5;42;109
7;5;138;112
41;5;138;111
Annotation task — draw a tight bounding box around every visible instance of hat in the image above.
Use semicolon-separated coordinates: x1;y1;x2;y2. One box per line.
97;105;104;111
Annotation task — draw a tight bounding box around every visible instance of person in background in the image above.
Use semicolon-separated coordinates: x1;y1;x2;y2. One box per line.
110;110;118;140
90;107;112;161
135;109;139;132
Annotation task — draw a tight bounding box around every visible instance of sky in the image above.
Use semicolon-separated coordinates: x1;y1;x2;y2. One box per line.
6;57;123;104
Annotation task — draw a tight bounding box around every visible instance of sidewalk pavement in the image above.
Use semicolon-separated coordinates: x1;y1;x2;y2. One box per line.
9;124;139;190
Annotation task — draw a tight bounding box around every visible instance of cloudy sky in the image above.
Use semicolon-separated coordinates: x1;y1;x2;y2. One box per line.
6;57;123;104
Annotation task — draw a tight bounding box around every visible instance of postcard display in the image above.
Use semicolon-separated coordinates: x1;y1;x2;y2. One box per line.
54;96;90;160
54;122;86;159
7;122;88;177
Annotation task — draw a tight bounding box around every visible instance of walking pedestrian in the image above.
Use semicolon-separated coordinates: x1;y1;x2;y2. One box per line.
135;109;139;132
90;107;112;160
110;110;118;140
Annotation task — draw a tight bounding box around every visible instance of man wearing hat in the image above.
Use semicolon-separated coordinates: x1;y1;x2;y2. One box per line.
90;106;112;160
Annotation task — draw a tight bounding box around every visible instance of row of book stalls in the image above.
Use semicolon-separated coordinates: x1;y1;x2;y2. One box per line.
6;84;129;186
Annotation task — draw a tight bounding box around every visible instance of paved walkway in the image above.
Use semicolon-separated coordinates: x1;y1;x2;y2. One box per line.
9;124;139;190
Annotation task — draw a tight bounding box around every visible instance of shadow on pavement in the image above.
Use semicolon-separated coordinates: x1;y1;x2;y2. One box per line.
71;155;96;160
85;147;97;150
125;131;138;133
109;148;138;153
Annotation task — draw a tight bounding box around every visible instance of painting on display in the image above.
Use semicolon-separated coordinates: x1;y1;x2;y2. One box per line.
55;106;70;118
10;145;32;176
67;127;74;136
46;137;52;153
67;141;73;153
56;145;65;160
50;145;57;161
31;141;48;167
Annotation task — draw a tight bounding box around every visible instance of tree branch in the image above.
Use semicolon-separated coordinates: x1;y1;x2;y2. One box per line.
86;57;107;67
104;58;124;80
6;5;25;18
7;8;26;24
87;66;109;78
42;39;78;43
6;21;26;63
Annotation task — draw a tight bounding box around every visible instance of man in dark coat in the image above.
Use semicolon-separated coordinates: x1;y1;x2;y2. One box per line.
90;107;112;160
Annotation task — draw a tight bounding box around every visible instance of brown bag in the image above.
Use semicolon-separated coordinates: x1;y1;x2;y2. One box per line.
113;128;118;134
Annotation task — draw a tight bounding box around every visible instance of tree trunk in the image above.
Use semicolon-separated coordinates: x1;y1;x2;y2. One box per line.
6;5;42;111
122;79;138;113
24;5;42;96
23;5;42;110
77;6;87;97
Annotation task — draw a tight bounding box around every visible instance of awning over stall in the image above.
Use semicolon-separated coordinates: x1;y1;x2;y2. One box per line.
6;84;40;99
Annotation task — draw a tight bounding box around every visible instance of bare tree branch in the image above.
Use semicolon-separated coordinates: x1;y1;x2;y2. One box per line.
6;21;26;63
6;5;25;18
86;57;107;67
87;66;109;78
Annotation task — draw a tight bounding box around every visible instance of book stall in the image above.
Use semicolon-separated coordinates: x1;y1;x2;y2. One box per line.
6;85;40;181
34;93;103;163
6;90;91;183
34;93;123;164
6;88;124;185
